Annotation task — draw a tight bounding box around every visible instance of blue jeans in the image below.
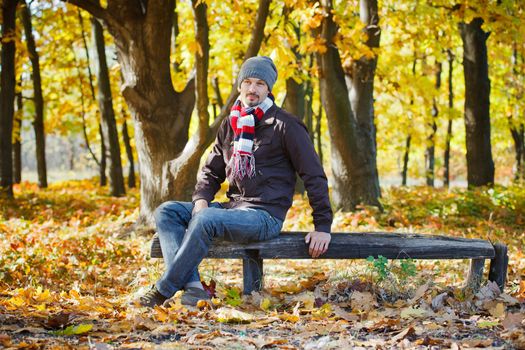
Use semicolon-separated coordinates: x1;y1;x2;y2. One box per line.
153;201;283;298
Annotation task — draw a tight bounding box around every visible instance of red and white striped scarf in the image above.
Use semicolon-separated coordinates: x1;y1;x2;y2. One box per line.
228;96;274;180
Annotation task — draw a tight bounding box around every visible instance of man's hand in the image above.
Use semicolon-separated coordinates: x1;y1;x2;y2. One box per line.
305;231;331;258
192;199;208;216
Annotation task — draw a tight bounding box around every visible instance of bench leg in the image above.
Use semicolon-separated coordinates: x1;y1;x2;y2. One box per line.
465;258;484;293
243;250;263;295
488;243;508;292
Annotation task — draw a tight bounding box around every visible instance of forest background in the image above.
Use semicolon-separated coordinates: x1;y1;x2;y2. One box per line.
0;0;524;348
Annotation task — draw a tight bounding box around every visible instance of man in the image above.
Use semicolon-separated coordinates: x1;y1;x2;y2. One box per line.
136;56;332;307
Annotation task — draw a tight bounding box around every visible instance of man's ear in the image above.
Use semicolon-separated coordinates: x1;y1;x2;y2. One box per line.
237;85;241;93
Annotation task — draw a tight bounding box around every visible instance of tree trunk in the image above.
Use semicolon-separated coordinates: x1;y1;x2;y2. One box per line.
459;18;494;186
425;62;441;187
13;83;23;184
444;50;454;187
77;9;109;187
75;8;100;168
122;118;136;188
509;121;524;181
0;0;18;199
508;46;525;182
92;16;126;196
68;0;270;225
401;135;411;186
99;123;107;186
316;88;323;164
317;0;381;210
21;0;48;188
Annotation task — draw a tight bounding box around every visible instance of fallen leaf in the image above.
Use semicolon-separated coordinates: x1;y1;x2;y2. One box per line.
461;338;494;347
400;307;427;319
260;298;272;311
392;326;415;342
431;292;448;310
502;312;525;330
312;303;332;318
278;312;300;323
477;320;499;329
350;291;376;312
51;323;93;336
332;305;359;322
475;281;501;301
487;302;505;318
498;293;520;305
304;335;331;350
216;307;253;323
409;282;430;304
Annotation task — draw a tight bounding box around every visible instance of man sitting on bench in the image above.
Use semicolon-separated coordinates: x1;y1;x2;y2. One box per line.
135;56;333;307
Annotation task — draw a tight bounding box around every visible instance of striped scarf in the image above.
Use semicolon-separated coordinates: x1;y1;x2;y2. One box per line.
228;95;274;181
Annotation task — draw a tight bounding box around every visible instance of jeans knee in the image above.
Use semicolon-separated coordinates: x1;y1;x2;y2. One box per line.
153;202;171;225
154;201;189;226
190;209;216;239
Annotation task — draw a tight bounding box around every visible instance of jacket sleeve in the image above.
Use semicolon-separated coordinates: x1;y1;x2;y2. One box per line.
282;118;333;233
192;119;228;203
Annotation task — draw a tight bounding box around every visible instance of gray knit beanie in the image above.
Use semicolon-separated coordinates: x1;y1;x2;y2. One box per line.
237;56;278;91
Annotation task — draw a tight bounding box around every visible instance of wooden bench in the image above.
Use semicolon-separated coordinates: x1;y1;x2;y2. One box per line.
149;232;508;294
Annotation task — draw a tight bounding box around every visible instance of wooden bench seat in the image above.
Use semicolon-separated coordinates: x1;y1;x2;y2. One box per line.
150;232;508;294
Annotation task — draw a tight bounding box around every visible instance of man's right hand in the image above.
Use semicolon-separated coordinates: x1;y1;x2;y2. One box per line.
192;199;208;216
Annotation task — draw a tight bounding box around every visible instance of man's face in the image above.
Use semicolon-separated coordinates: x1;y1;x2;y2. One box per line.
238;77;269;107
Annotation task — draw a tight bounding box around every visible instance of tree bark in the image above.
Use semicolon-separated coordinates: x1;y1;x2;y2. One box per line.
508;46;525;182
92;15;126;196
77;9;108;186
68;0;270;225
444;50;454;187
401;135;411;186
99;123;107;186
317;0;381;210
459;18;494;186
122;117;136;188
316;86;323;164
509;120;524;181
0;0;18;199
13;82;23;184
425;62;441;187
75;8;100;167
21;0;48;188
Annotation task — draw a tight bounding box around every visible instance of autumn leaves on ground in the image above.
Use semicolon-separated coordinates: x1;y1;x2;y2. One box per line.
1;180;524;349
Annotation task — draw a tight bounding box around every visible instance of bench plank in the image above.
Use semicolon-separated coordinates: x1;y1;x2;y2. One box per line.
149;232;503;294
150;232;495;260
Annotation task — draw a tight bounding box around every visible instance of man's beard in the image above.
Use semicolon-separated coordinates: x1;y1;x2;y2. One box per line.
243;94;261;107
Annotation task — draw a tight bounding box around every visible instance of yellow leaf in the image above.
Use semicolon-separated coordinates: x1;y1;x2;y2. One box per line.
488;303;505;318
312;303;332;319
7;296;25;307
154;306;169;322
260;298;272;311
69;290;80;299
216;307;254;323
279;312;300;323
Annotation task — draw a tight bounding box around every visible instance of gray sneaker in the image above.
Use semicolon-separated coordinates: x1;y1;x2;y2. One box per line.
180;287;211;306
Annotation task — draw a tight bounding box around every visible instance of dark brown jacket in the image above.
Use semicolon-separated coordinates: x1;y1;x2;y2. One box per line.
192;105;332;233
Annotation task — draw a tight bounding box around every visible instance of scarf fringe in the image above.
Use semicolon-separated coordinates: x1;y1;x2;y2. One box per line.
228;153;256;180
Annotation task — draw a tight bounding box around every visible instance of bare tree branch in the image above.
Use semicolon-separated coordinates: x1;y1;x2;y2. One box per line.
243;0;271;60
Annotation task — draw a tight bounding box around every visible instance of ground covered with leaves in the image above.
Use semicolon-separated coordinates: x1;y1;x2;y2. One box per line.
1;180;524;349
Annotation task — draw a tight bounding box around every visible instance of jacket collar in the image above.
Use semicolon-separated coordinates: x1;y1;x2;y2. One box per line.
257;104;278;127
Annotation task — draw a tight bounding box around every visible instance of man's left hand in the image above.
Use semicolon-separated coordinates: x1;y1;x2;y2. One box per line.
305;231;331;258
